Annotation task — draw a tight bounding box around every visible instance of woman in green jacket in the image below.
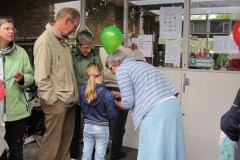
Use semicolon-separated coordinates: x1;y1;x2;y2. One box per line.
0;17;34;160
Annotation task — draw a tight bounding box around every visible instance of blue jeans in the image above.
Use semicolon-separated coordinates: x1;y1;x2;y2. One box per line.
82;123;109;160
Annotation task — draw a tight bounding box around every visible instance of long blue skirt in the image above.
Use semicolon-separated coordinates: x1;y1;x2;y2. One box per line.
137;98;187;160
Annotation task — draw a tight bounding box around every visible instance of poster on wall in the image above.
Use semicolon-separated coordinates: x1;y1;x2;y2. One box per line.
165;40;181;63
132;38;138;46
159;6;182;39
213;36;238;54
229;36;239;53
138;35;153;57
128;38;139;47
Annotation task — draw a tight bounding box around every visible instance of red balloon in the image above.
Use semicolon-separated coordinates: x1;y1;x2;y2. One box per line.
233;20;240;48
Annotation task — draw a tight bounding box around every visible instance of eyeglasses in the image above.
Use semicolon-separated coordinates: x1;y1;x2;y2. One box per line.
69;19;78;30
77;44;92;52
3;27;15;32
108;65;113;71
80;46;92;51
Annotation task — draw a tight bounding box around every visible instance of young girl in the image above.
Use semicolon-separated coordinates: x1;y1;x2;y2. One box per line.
80;62;117;160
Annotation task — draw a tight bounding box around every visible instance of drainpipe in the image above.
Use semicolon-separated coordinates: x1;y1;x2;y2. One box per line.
206;14;210;55
80;0;86;31
123;0;129;46
182;0;190;69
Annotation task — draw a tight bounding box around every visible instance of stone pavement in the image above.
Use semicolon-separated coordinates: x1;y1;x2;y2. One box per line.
23;137;138;160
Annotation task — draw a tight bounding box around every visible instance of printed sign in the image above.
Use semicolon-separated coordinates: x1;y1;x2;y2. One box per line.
189;58;213;67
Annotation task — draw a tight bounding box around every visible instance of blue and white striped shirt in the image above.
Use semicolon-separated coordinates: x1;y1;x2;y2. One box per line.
116;58;178;131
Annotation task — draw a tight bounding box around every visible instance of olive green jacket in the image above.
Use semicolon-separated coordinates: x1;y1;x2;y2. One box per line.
71;47;103;90
34;23;78;107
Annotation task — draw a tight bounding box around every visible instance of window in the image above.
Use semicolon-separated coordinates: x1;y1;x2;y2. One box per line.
190;23;194;33
223;22;229;34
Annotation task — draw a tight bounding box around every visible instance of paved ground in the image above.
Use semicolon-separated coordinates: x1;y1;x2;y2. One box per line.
23;136;138;160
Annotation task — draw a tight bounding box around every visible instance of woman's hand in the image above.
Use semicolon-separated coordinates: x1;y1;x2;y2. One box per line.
111;91;121;99
114;100;127;110
0;79;5;85
14;71;24;82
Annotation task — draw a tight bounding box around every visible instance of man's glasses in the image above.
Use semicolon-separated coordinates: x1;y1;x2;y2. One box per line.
70;19;78;30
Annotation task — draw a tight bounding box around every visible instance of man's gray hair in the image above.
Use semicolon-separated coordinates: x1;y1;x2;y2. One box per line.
56;7;80;21
106;49;127;67
76;30;94;45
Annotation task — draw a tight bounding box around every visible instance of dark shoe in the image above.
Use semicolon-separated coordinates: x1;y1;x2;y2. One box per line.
110;151;126;160
106;148;109;154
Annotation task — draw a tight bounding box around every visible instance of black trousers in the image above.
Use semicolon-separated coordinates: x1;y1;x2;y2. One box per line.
106;87;129;156
70;105;81;159
0;118;26;160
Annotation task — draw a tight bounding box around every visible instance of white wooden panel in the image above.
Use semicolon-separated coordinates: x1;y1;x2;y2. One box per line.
122;114;140;149
181;71;240;160
160;69;182;102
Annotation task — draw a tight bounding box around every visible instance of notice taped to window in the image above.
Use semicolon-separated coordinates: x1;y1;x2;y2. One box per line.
159;6;182;39
165;40;181;63
138;35;153;57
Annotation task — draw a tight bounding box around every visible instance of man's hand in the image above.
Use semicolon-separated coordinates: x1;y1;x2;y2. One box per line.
111;91;121;99
129;43;138;50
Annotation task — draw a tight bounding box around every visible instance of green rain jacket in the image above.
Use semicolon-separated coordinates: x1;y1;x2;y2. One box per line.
1;42;34;121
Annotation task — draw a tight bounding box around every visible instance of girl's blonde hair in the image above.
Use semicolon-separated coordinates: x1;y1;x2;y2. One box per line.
85;62;102;103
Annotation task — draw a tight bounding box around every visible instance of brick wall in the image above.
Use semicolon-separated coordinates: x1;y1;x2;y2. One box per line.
0;0;141;45
25;0;50;37
0;0;27;37
0;0;73;37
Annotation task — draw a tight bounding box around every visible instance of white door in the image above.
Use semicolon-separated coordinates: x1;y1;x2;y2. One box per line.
160;70;240;160
180;70;240;160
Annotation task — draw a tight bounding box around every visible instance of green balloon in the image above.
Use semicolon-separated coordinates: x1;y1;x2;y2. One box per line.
100;26;123;54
